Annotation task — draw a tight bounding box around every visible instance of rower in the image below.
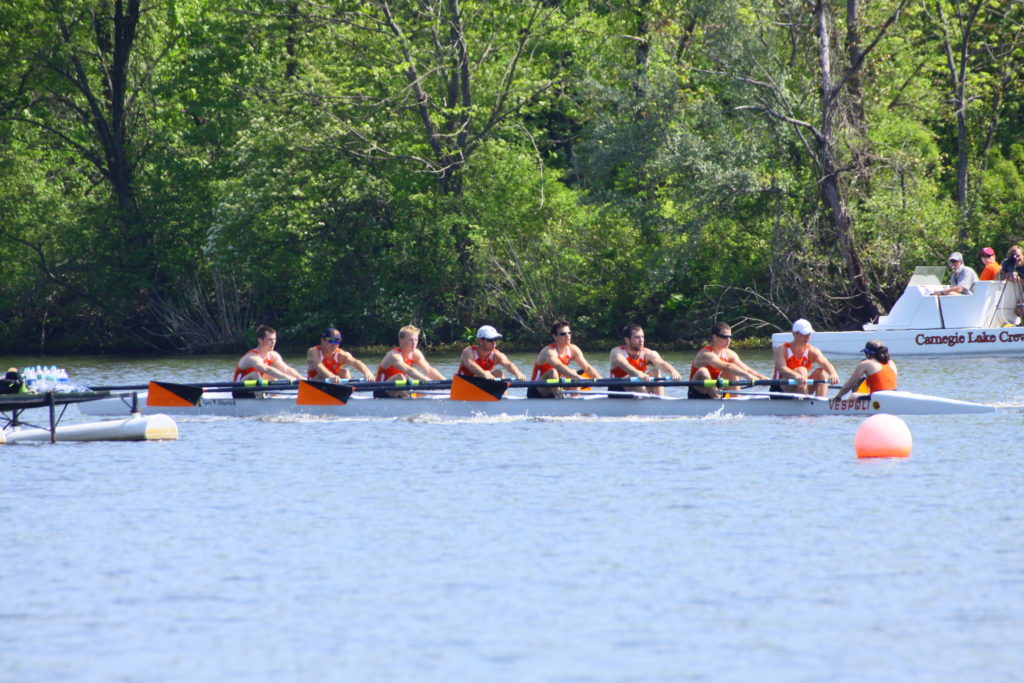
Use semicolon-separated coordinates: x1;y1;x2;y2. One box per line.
457;325;525;381
608;324;681;396
772;319;840;397
835;339;898;399
233;325;305;382
306;328;373;382
688;322;767;399
528;319;602;398
375;325;446;397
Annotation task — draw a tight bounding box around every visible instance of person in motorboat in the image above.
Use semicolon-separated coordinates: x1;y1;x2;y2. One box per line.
375;325;446;397
834;339;898;399
772;319;840;397
688;322;768;399
978;247;1000;281
528;319;603;398
608;323;682;396
456;325;526;380
306;327;373;382
233;325;305;382
997;245;1024;282
933;252;977;296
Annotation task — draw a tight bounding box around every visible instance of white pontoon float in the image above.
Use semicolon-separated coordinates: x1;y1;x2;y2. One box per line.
1;391;178;444
771;266;1024;355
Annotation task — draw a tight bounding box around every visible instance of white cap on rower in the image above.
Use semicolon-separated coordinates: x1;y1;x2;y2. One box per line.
476;325;502;340
948;251;963;263
792;318;814;335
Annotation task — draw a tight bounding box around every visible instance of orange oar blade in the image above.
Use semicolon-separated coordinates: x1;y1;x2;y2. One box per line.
147;381;203;407
297;380;353;406
450;374;507;402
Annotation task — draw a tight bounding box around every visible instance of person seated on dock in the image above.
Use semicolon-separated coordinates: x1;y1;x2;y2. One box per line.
834;339;898;399
772;319;840;397
688;322;767;399
608;324;682;396
933;252;977;296
307;327;373;382
457;325;526;381
528;319;603;398
233;325;305;382
375;325;446;397
978;247;1000;281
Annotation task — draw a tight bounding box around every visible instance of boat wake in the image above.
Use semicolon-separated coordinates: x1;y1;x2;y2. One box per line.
397;410;748;424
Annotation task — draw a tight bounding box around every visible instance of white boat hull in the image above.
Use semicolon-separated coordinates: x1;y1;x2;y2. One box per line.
78;390;994;418
772;327;1024;356
1;413;178;444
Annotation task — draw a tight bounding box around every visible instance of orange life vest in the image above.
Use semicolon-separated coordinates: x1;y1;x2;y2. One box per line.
532;344;575;380
865;361;898;392
233;349;270;382
611;346;649;378
308;347;344;379
773;342;811;379
690;346;730;380
457;345;496;377
376;348;416;381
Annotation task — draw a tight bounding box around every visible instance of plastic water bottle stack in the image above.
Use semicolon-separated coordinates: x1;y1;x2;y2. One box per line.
22;365;73;392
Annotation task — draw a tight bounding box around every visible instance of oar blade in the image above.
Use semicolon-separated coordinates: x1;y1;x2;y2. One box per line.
450;374;508;402
147;381;203;408
296;380;354;406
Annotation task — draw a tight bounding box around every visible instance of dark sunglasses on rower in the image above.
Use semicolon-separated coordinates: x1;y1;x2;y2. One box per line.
714;333;732;339
325;338;342;344
556;331;572;336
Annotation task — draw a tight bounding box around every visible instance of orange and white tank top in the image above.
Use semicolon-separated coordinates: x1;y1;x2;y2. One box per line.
865;361;898;392
376;348;416;381
532;344;575;380
307;347;344;379
233;349;270;381
611;346;649;378
773;342;810;379
690;346;729;380
457;345;496;377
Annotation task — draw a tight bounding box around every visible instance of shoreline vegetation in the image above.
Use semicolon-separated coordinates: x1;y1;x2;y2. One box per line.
3;3;1023;354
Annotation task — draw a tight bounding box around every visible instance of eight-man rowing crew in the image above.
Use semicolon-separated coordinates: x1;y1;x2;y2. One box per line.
231;319;898;400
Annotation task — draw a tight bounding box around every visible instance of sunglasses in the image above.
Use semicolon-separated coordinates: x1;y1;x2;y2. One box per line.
324;338;342;344
555;331;572;336
714;332;732;339
948;259;960;264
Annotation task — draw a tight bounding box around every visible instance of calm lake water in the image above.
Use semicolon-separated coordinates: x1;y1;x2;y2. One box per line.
2;350;1023;682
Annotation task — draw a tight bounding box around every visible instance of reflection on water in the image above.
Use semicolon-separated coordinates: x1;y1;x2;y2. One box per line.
1;352;1022;681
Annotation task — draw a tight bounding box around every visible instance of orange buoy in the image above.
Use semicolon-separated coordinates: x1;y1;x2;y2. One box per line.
854;414;912;459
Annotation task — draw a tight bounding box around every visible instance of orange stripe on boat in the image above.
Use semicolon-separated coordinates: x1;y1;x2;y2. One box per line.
297;380;353;405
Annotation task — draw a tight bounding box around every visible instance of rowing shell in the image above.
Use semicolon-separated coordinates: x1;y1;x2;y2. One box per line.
78;389;994;418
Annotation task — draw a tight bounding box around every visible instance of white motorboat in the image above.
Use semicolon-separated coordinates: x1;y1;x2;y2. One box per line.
771;266;1024;355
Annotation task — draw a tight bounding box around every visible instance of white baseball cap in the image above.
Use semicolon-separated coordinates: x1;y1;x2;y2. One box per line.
476;325;502;340
792;318;815;335
948;252;963;263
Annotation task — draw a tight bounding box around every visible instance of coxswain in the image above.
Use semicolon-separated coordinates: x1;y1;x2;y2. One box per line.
306;328;373;382
608;324;682;396
528;320;602;398
233;325;305;382
688;322;767;399
772;319;840;397
835;339;898;399
456;325;526;380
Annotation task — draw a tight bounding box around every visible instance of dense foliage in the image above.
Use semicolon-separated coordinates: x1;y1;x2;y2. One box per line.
2;0;1023;353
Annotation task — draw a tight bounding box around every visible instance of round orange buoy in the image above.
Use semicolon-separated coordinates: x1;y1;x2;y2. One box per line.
854;414;912;458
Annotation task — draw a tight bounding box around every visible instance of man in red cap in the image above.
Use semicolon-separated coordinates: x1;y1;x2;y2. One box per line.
979;247;1000;281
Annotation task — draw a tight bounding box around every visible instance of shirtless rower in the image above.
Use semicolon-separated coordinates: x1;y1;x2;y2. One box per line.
608;323;682;396
375;325;446;397
456;325;526;380
306;327;373;382
688;322;767;399
528;319;602;398
233;325;305;382
772;319;840;397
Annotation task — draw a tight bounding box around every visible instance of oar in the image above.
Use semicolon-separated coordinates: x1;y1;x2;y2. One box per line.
90;379;302;392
